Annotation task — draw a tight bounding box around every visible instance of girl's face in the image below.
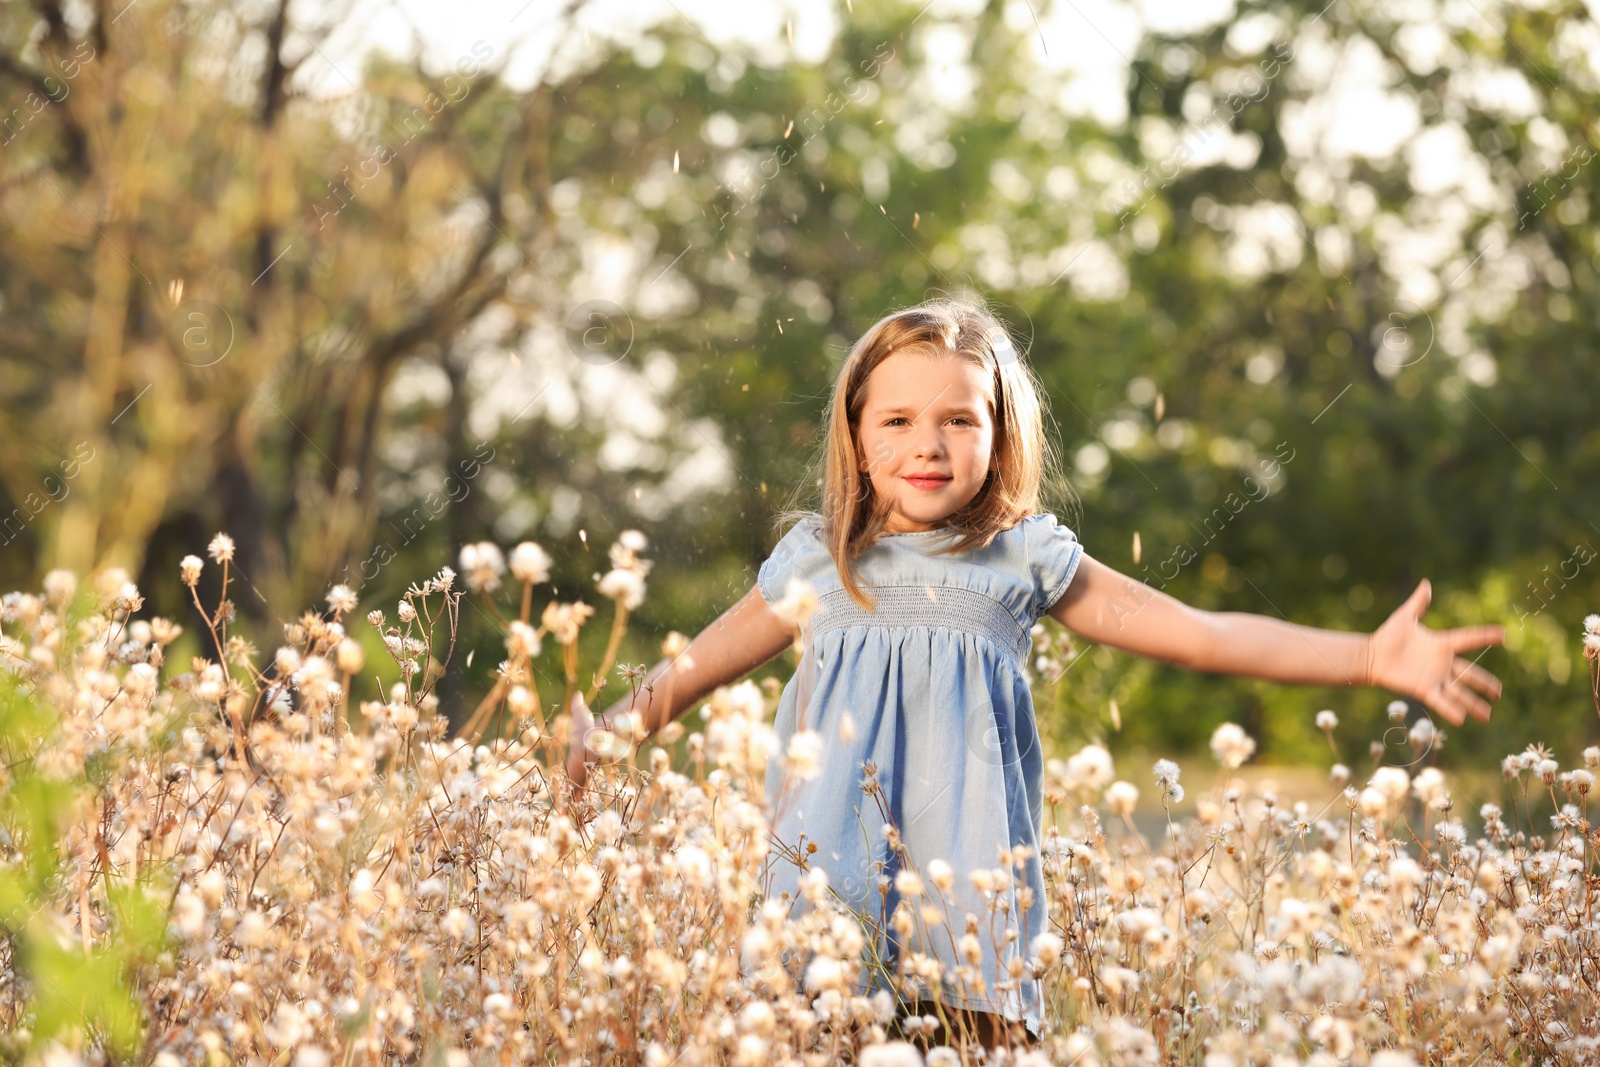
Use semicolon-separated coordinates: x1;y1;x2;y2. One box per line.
854;347;998;533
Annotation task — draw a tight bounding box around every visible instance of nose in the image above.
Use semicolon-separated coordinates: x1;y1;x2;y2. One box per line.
913;423;945;460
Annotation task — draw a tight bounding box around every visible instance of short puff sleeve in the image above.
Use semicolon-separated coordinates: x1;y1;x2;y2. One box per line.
1026;513;1085;620
757;515;823;606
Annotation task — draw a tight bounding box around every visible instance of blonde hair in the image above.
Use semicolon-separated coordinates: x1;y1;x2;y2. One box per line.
776;298;1075;611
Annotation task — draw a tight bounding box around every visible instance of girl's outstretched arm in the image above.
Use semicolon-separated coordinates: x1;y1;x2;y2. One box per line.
1045;554;1505;727
567;585;796;784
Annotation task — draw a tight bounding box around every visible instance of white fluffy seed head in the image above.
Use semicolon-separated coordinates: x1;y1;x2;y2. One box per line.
1065;743;1114;790
207;533;235;563
1358;787;1389;818
1209;723;1256;770
509;541;552;585
1106;780;1139;817
336;639;363;675
1031;931;1064;969
1408;718;1435;752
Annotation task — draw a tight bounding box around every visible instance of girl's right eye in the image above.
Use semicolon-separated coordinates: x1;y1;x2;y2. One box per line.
885;418;907;426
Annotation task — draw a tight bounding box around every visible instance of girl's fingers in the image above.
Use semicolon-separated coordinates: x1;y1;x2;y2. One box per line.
1450;657;1503;700
1448;625;1506;652
1429;704;1462;729
1450;685;1493;724
1425;689;1466;728
1404;579;1432;619
567;694;593;783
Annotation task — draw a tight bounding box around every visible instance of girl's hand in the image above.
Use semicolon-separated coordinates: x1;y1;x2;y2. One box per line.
565;691;600;793
1367;579;1505;726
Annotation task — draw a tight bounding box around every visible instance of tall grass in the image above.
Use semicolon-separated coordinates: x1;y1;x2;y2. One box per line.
1;539;1597;1066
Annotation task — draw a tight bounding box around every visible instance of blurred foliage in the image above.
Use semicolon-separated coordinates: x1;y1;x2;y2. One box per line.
1;0;1597;765
0;674;169;1059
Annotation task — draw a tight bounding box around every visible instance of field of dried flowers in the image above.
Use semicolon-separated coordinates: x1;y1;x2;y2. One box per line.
2;532;1600;1067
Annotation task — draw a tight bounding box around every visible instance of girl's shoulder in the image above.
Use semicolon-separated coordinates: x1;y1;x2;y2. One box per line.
978;511;1077;553
1010;511;1085;618
757;512;828;605
1011;510;1082;539
777;511;826;546
1007;511;1069;535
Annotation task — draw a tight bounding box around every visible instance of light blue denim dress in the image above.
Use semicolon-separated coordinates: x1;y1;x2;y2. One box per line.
755;511;1084;1036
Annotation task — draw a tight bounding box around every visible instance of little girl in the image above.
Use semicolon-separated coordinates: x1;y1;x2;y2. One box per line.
567;298;1505;1048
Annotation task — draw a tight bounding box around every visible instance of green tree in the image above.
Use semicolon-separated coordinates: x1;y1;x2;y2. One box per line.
4;0;1597;763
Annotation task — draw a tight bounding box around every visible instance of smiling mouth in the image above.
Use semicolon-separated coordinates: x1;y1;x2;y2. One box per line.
905;475;952;490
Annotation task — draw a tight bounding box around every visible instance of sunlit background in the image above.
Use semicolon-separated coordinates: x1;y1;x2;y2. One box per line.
3;0;1597;772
